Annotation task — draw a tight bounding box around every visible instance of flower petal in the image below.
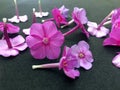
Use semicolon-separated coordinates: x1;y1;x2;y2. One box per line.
30;23;44;38
43;21;58;37
8;16;20;23
30;43;46;59
19;15;28;22
80;59;92;70
46;45;61;59
14;43;27;51
87;21;98;27
78;41;89;50
103;37;119;46
26;35;42;48
64;69;80;79
112;53;120;68
23;28;30;35
87;27;97;36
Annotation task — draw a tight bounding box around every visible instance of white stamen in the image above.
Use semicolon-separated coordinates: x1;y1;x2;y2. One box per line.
3;18;7;23
33;8;36;13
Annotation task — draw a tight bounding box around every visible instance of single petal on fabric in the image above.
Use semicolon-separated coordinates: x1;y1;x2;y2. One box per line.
78;41;90;50
103;37;119;46
23;28;30;35
30;23;44;38
50;31;64;47
8;16;20;23
80;59;92;70
11;35;25;47
43;21;58;37
87;21;98;27
14;43;27;51
46;45;61;59
19;15;28;22
0;49;19;57
64;69;80;79
30;43;46;59
26;35;42;48
112;53;120;68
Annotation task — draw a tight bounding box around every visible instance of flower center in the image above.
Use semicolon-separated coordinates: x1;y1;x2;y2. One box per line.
78;52;85;58
63;61;67;67
42;37;49;45
57;15;62;22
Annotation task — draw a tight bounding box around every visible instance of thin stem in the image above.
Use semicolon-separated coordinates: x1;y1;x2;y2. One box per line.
61;19;74;28
97;10;113;30
32;63;59;69
3;18;12;48
38;0;42;15
63;25;79;37
32;8;36;23
14;0;19;19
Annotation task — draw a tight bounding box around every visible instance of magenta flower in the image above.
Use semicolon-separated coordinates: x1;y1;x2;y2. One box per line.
87;21;109;38
103;23;120;46
0;21;20;34
72;7;89;38
0;35;27;57
59;46;80;79
71;41;94;70
112;53;120;68
111;8;120;23
0;18;27;57
26;21;64;59
52;8;68;28
59;5;69;18
32;46;80;79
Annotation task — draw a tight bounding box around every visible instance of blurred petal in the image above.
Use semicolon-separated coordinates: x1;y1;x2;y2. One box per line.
112;53;120;68
23;28;30;35
8;16;20;23
80;59;92;70
14;43;27;51
19;15;28;22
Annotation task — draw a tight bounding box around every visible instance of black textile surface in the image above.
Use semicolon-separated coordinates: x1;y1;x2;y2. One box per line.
0;0;120;90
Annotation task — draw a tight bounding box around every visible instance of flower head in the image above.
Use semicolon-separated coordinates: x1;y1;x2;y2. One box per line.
59;5;69;18
112;8;120;23
87;21;109;38
26;21;64;59
52;8;68;28
0;20;20;34
0;35;27;57
71;41;94;70
59;46;80;79
72;7;89;38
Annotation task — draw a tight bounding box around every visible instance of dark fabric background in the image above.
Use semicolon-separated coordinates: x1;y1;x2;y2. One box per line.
0;0;120;90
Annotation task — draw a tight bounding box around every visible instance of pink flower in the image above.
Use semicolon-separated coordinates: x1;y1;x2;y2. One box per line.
112;53;120;68
87;21;109;38
26;21;64;59
112;8;120;23
72;7;89;38
52;8;68;28
0;35;27;57
59;46;80;79
71;41;94;70
59;5;69;18
0;22;20;34
103;23;120;46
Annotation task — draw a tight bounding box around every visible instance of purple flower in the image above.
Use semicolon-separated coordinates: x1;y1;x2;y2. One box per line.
103;17;120;46
72;7;89;38
59;5;69;18
71;41;94;70
87;21;109;38
0;22;20;34
52;8;68;28
112;8;120;23
112;53;120;68
26;21;64;59
59;46;80;79
0;35;27;57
